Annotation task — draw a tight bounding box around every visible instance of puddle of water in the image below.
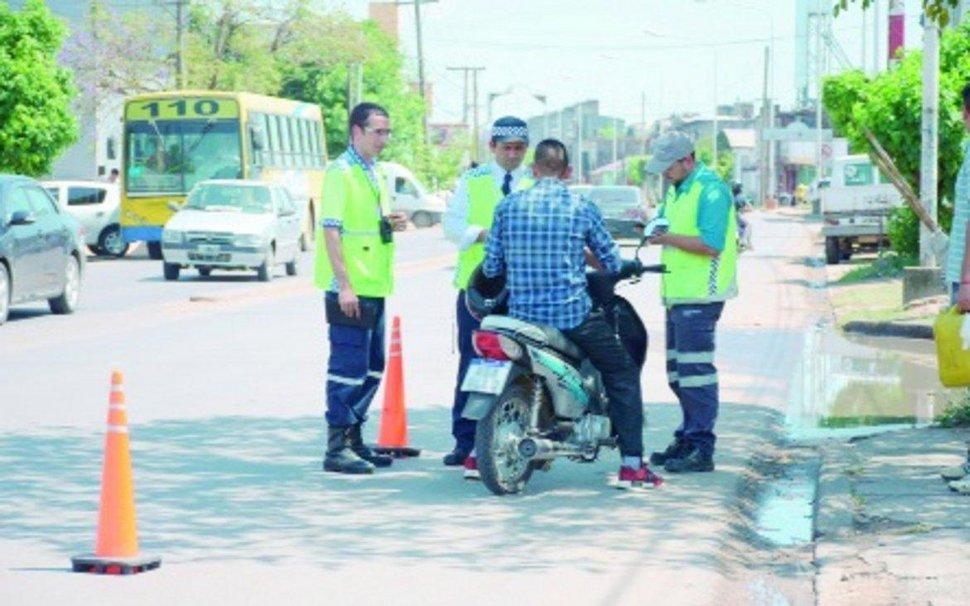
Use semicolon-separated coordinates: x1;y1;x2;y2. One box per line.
753;463;816;547
786;325;957;440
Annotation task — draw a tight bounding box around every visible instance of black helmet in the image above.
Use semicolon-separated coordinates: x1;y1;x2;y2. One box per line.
465;264;508;321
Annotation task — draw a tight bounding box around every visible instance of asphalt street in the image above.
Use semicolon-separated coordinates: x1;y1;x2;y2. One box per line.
0;211;828;605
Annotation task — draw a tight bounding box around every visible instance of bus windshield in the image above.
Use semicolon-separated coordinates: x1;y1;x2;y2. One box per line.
125;119;241;194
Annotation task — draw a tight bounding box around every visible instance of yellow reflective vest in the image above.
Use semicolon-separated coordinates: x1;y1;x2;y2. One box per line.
453;167;534;289
314;153;394;297
659;164;738;306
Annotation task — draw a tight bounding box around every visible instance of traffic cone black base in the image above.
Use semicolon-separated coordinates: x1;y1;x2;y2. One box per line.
71;553;161;575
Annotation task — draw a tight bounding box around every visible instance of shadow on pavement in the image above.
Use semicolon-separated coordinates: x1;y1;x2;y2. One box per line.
0;404;786;577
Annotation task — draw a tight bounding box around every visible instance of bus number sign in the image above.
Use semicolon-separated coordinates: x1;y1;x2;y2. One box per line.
126;98;239;120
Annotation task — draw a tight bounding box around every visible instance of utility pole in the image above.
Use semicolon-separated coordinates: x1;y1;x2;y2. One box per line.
577;102;584;183
641;91;647;154
447;66;485;160
380;1;438;138
165;0;188;89
919;15;940;265
760;45;770;206
873;0;881;73
814;1;825;190
612;116;619;183
712;56;718;169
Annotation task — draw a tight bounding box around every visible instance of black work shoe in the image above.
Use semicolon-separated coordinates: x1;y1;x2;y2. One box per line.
346;424;393;468
443;448;470;466
663;447;715;473
649;439;688;466
323;427;375;475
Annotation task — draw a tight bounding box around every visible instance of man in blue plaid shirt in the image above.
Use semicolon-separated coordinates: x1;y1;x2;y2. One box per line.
482;139;663;488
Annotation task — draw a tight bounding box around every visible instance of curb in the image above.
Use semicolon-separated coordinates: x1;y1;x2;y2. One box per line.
842;320;933;340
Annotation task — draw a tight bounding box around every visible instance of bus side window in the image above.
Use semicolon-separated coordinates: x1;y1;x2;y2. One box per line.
303;120;315;167
249;112;265;167
292;117;304;168
269;114;283;167
279;115;293;168
312;121;324;166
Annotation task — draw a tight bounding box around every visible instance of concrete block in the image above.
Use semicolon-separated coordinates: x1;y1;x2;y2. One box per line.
903;266;945;305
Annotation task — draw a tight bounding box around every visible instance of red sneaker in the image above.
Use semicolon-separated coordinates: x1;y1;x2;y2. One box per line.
616;463;663;489
463;455;480;480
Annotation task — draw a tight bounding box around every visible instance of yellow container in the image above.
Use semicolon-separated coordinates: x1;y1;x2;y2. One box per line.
933;306;970;387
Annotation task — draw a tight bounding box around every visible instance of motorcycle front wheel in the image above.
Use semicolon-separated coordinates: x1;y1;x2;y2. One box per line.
476;382;535;495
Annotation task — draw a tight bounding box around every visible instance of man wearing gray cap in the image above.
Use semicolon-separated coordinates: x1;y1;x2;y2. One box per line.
442;116;533;478
645;131;738;473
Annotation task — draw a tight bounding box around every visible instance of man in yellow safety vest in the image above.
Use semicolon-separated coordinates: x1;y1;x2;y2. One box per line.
645;131;738;474
442;116;533;479
315;102;408;475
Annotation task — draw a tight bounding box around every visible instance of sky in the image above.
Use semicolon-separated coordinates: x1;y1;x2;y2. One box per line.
333;0;932;126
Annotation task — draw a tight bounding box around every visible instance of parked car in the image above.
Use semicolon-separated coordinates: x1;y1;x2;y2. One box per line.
0;174;86;325
380;161;446;228
160;180;301;282
42;180;128;257
569;185;650;241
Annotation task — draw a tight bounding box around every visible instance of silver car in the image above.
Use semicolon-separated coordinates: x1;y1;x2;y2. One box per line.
160;180;302;282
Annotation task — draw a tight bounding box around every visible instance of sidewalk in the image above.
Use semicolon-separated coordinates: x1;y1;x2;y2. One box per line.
814;426;970;605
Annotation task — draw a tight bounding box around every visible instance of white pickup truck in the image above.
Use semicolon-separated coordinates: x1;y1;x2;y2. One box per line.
820;155;902;265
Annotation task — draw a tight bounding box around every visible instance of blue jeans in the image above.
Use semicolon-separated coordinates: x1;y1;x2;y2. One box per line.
324;293;386;428
451;291;480;454
665;302;725;457
952;282;960;306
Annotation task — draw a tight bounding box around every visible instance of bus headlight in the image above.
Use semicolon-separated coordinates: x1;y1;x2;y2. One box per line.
162;229;184;244
234;234;265;247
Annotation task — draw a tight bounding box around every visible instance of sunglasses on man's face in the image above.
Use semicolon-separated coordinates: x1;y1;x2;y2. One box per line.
365;127;392;137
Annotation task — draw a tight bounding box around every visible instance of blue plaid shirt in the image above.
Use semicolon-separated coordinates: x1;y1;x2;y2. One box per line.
482;177;622;330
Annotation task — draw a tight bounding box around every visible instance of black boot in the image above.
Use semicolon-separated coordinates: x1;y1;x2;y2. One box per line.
649;438;688;466
323;427;374;474
347;424;393;468
442;448;470;466
664;446;715;473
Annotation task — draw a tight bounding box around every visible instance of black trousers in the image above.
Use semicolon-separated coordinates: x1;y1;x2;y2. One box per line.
564;311;644;458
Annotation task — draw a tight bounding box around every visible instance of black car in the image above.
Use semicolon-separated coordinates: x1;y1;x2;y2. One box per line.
570;185;651;242
0;175;86;325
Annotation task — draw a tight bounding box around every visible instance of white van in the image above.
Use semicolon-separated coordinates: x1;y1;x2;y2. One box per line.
380;162;445;228
42;180;127;257
819;155;903;264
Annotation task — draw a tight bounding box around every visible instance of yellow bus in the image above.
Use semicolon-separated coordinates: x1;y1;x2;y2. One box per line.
122;90;327;258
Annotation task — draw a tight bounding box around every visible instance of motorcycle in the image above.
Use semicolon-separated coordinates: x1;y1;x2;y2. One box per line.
460;236;665;495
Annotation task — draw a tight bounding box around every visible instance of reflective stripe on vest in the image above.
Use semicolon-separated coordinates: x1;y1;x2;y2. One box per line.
453;172;534;289
314;162;395;297
660;168;738;305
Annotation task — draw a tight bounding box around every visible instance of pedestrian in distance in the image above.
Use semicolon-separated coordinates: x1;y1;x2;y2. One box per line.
645;131;738;474
442;116;534;479
940;81;970;492
481;138;663;488
315;102;408;475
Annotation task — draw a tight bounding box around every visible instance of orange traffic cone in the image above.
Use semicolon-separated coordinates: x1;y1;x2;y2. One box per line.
71;371;160;575
374;316;421;457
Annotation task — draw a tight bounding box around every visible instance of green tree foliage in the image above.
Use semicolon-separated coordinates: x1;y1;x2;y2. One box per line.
0;0;77;176
695;137;735;182
822;18;970;257
834;0;961;27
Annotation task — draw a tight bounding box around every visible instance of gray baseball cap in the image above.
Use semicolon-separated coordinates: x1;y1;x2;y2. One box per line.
646;131;695;174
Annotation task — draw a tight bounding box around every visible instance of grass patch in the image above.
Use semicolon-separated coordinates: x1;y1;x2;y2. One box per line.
837;253;914;285
936;390;970;427
829;280;907;325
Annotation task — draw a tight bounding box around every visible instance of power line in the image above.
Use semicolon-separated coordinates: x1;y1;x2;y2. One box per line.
446;66;485;161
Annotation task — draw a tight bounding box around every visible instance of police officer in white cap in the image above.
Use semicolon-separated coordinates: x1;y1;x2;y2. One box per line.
442;116;533;479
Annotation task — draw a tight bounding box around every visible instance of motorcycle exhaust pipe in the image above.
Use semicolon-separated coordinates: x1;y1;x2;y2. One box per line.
517;437;583;461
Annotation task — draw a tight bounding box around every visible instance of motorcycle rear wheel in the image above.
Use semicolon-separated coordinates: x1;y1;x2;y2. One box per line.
476;382;535;495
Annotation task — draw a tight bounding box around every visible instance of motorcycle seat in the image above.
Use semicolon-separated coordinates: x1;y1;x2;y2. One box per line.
481;315;584;362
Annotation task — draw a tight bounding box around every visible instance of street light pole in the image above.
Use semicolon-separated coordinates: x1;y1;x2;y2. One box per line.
919;15;940;266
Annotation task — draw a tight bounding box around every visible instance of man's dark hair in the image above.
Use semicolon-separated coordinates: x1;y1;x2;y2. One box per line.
349;102;389;134
533;139;569;175
963;82;970;110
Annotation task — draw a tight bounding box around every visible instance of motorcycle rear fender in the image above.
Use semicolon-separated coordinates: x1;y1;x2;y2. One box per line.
461;364;528;421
